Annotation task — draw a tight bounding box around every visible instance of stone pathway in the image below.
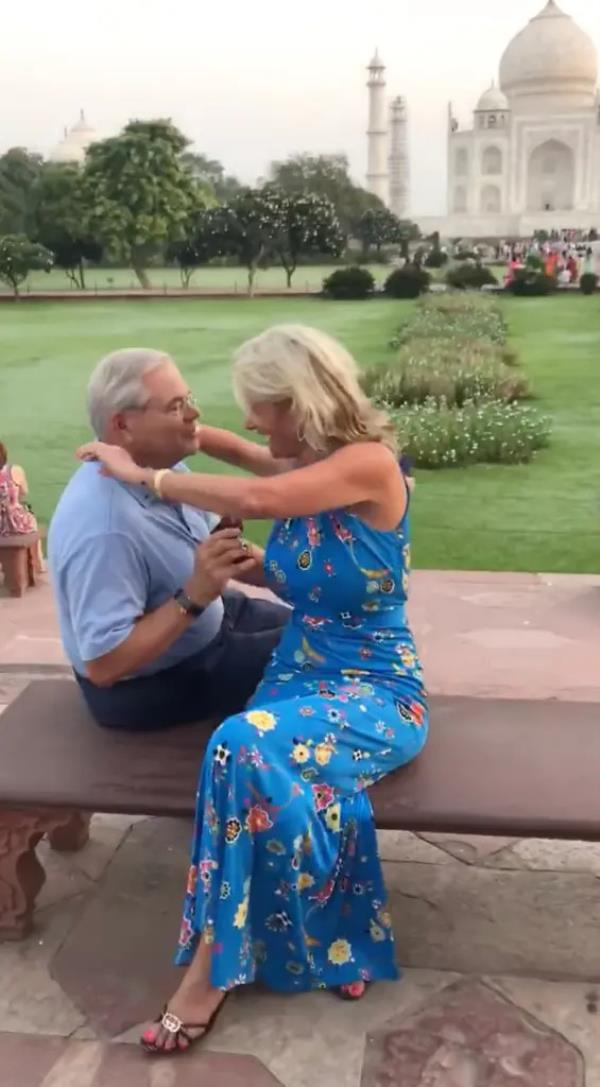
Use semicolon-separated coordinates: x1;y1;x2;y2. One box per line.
1;572;600;1085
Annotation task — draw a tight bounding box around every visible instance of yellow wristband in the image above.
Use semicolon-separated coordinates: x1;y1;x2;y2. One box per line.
152;469;171;498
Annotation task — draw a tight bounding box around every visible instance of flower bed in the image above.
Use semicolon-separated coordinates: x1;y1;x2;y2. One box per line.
363;337;529;408
367;295;550;469
390;294;507;349
392;399;550;468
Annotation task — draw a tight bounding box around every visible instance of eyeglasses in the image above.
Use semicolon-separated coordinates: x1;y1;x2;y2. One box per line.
137;392;200;418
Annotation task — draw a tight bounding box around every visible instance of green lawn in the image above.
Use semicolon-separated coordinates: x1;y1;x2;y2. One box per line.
1;294;598;572
1;263;391;295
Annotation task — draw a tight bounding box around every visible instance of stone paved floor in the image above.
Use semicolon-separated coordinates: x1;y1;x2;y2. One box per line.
1;572;600;1086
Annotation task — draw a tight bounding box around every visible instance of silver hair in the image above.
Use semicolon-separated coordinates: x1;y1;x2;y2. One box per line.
87;347;169;437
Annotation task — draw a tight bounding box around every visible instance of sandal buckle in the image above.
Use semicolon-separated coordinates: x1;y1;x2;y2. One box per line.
161;1011;183;1034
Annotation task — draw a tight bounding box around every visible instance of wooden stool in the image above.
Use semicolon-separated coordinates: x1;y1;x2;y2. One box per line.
0;532;44;597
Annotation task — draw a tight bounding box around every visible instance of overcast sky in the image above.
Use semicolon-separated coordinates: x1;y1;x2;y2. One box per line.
1;0;598;214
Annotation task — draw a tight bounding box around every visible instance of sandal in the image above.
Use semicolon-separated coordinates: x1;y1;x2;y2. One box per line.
140;995;227;1055
336;981;370;1001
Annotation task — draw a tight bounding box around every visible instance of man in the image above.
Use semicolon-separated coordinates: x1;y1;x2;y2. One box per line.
48;347;289;730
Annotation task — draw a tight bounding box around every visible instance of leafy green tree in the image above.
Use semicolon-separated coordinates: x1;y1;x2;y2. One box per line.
0;234;53;296
166;206;221;288
0;148;43;235
204;188;285;294
31;163;102;289
266;188;344;287
181;152;243;203
358;208;419;257
81;119;197;288
270;153;383;238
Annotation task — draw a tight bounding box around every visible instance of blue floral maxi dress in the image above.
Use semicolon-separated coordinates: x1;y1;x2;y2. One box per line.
175;506;428;991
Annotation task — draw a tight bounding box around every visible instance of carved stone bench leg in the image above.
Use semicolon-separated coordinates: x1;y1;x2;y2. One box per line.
0;808;91;940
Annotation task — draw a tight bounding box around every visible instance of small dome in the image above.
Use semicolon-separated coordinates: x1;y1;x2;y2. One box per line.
49;138;85;165
476;83;509;112
48;111;96;165
69;110;97;148
500;1;597;100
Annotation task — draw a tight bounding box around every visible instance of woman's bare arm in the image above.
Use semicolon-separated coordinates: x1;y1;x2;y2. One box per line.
77;441;406;528
198;426;294;477
11;465;28;495
155;443;405;527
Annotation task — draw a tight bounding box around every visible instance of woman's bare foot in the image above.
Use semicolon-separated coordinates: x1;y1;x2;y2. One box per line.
141;939;227;1054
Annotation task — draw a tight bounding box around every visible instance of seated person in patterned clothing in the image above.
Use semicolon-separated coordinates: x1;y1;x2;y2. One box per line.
48;348;290;729
78;325;429;1052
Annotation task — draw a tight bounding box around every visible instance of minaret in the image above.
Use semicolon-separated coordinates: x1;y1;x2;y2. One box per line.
388;96;409;217
366;50;389;204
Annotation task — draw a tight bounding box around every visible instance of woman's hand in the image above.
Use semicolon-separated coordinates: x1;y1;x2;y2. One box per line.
76;442;146;486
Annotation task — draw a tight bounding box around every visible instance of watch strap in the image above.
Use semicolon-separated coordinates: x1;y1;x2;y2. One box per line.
173;588;205;618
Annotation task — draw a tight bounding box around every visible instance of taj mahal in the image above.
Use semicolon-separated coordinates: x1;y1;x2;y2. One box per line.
366;0;600;238
45;1;600;242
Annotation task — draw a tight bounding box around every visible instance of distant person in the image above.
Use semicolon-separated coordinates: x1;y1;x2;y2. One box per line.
0;442;39;537
558;267;571;286
545;251;558;278
566;253;579;283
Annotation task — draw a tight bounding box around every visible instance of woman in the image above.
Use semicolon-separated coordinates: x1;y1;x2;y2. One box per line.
78;325;428;1055
0;442;38;537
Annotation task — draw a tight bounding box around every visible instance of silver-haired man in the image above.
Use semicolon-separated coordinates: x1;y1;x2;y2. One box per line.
48;348;289;729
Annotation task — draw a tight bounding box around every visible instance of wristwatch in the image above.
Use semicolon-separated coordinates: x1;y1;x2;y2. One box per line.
173;588;205;618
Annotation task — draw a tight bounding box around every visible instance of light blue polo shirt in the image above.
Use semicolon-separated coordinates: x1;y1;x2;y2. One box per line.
48;461;224;678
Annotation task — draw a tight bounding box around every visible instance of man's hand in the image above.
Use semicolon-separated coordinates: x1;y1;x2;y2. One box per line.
186;528;256;607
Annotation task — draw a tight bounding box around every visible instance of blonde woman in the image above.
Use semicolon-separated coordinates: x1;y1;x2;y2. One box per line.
78;325;428;1055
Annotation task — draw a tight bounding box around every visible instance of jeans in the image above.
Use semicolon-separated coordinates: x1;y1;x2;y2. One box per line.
76;590;290;731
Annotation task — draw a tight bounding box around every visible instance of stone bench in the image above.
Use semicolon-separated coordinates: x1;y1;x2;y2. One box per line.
0;679;598;939
0;530;44;597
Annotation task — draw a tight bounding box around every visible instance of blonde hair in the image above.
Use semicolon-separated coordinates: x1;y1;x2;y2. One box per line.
232;325;397;455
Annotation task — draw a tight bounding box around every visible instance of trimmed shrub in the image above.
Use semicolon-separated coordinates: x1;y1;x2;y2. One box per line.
446;262;497;291
425;249;448;268
322;266;375;300
392;399;550;468
363;338;530;409
383;265;430;299
391;294;507;348
580;272;598;296
525;254;544;272
506;270;556;297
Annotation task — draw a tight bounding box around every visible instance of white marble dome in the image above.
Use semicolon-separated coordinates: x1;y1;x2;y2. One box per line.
68;111;97;149
49;112;96;165
476;83;509;111
500;0;597;100
49;135;85;165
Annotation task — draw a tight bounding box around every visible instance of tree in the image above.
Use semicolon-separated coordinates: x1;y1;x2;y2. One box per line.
270;153;384;238
166;206;221;288
31;163;102;289
0;234;53;297
266;188;344;287
204;188;285;295
81;119;198;288
357;208;419;257
181;152;243;203
0;148;43;235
